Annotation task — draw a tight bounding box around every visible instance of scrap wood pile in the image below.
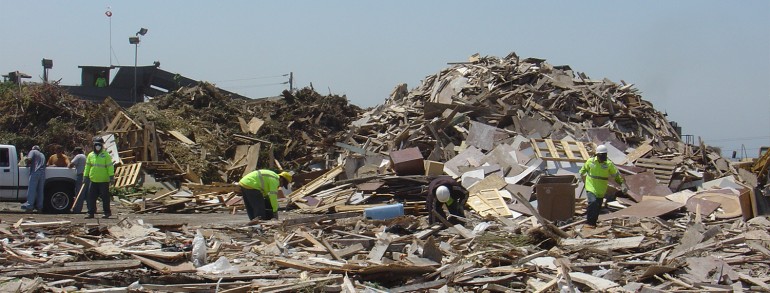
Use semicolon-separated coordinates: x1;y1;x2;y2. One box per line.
104;83;363;185
0;82;109;153
2;208;769;292
288;52;766;222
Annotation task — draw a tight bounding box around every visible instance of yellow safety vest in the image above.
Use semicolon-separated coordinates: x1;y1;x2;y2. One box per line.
84;151;114;183
239;170;280;212
579;156;622;197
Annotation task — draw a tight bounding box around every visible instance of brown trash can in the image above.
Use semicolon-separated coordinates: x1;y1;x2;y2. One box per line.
535;175;578;221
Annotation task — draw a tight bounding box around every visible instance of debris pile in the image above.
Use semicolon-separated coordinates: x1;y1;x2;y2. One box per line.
116;83;363;183
2;203;769;292
0;82;108;153
1;52;769;292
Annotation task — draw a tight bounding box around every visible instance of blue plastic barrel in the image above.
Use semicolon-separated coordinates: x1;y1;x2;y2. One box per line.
364;203;404;220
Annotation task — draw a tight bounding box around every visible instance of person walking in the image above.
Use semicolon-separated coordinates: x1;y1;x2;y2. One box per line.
83;137;114;219
21;145;46;212
579;145;625;229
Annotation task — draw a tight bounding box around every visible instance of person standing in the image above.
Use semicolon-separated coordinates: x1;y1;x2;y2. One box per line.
47;146;71;167
579;145;625;229
69;147;89;213
426;176;468;225
83;137;114;219
238;170;292;221
21;145;46;212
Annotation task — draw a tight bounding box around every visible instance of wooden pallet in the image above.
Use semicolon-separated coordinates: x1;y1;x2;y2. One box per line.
634;157;676;184
467;189;512;217
530;139;592;162
113;163;143;188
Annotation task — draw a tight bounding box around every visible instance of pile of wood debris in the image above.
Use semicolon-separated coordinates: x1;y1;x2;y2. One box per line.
3;52;769;292
2;202;769;292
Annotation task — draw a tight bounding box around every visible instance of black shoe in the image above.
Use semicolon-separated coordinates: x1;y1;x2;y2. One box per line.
84;214;94;219
101;215;110;219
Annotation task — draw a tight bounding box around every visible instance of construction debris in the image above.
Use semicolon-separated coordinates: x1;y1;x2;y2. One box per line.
2;52;769;291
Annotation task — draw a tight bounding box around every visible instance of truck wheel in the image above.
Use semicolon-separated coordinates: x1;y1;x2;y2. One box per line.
44;183;74;214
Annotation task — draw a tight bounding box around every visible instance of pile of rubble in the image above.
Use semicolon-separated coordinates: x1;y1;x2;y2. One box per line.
2;52;769;292
2;202;769;292
0;82;109;153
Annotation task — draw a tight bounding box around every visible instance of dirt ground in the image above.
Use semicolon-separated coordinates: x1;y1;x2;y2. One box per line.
0;200;253;228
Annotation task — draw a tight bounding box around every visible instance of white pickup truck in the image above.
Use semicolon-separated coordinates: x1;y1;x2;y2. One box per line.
0;144;77;213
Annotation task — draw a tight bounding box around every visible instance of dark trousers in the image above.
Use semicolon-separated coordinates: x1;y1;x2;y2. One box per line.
242;188;274;220
586;191;604;226
87;182;111;216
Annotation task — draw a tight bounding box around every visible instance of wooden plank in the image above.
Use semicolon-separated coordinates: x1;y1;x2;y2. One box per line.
577;142;591;160
288;164;344;202
530;138;544;159
623;140;653;164
336;243;365;259
241;143;261;177
569;272;620;291
561;140;576;161
367;233;392;262
237;117;249;133
17;220;71;228
467;174;507;195
2;260;142;277
247;117;264;134
132;254;196;274
280;212;360;227
390;279;446;293
168;130;195;145
545;139;559;160
561;236;645;250
321;239;343;261
123;250;186;261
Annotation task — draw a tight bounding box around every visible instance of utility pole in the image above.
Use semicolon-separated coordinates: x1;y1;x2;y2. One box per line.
289;72;293;92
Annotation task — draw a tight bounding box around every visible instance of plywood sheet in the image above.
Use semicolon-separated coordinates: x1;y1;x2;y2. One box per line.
599;198;684;221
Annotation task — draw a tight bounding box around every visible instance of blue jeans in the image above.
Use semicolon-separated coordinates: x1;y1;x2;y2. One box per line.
586;191;604;226
23;169;46;211
71;175;90;213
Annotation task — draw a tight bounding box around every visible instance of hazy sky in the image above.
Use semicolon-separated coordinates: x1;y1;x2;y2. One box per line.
2;1;768;157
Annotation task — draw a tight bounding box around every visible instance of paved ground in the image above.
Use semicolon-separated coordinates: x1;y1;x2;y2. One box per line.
0;201;253;228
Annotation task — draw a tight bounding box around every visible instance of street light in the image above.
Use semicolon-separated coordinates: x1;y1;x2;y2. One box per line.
128;27;147;103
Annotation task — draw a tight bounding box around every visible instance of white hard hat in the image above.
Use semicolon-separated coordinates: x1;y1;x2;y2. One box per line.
596;145;608;154
436;186;451;203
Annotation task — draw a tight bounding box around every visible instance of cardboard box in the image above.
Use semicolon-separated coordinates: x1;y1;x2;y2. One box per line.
535;175;578;221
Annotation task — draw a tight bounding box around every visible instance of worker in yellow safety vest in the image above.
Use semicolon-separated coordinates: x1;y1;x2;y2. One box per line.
238;170;292;221
579;144;625;228
83;137;115;219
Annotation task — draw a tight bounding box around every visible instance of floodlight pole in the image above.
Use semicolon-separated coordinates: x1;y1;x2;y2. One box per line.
133;41;138;102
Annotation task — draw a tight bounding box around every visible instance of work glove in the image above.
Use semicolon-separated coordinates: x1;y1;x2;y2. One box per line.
621;186;629;194
109;176;115;185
